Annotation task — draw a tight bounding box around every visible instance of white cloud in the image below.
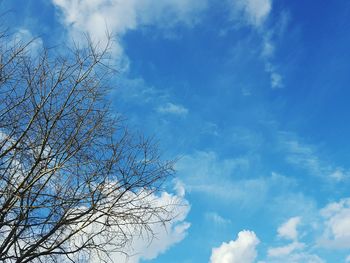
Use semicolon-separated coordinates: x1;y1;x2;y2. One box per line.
270;72;283;88
265;63;283;89
228;0;285;89
205;212;232;225
176;151;303;210
201;122;219;136
281;135;322;174
239;0;272;28
229;0;272;28
176;151;249;184
279;132;350;182
157;102;189;116
0;135;191;263
211;204;345;263
261;38;274;58
267;217;308;260
265;215;325;263
210;196;350;263
268;241;305;258
13;28;43;56
53;0;283;93
266;197;350;262
117;191;191;263
267;252;325;263
210;230;260;263
52;0;207;67
68;187;190;263
174;179;186;197
175;151;262;202
329;168;348;182
52;0;208;106
278;216;301;241
113;76;170;105
127;198;191;262
257;27;284;88
319;198;350;249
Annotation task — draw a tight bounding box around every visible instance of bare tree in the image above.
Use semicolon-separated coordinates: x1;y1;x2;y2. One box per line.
0;30;176;263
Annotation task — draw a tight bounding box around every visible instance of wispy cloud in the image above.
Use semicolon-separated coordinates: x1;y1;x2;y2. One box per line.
268;241;305;258
175;151;300;212
175;151;253;200
228;0;272;28
227;0;284;89
265;62;283;88
113;76;170;104
205;212;232;225
279;132;350;182
157;102;189;116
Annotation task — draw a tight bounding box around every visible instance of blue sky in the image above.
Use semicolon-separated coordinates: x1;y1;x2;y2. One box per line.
3;0;350;262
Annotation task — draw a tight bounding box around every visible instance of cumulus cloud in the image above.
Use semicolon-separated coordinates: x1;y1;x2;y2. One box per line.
266;216;325;263
157;102;189;116
120;191;190;263
68;187;190;263
319;198;350;249
211;196;350;263
277;216;301;241
270;197;350;259
267;217;306;259
210;230;260;263
125;193;191;263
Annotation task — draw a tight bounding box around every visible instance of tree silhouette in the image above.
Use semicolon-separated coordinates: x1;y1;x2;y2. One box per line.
0;31;176;263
